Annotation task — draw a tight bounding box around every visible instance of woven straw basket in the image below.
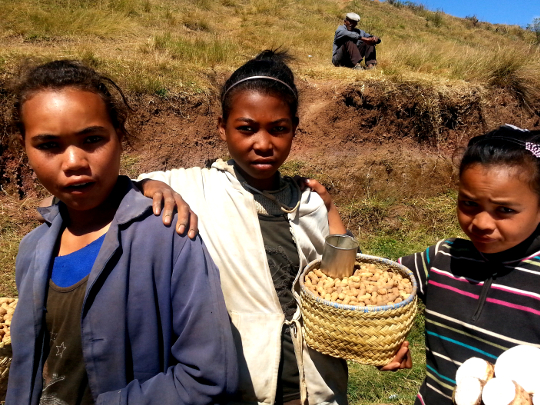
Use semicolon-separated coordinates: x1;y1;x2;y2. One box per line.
299;253;418;366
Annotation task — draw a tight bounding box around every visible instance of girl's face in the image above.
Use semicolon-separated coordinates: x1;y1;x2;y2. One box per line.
457;164;540;254
218;90;297;190
21;88;122;213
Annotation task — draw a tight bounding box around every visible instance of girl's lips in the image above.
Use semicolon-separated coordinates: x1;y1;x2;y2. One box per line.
471;235;496;244
64;182;95;192
251;161;275;169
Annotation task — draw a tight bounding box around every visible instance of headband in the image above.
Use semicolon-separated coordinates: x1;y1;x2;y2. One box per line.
222;75;297;101
526;142;540;158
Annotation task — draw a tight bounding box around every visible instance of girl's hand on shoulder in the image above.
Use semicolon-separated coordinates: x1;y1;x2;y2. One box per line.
138;179;198;238
294;177;332;210
378;341;412;371
294;177;347;235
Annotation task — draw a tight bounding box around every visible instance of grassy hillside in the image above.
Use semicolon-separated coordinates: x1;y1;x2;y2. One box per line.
1;0;539;104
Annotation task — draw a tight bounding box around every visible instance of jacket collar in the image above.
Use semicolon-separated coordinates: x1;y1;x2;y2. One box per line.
36;176;153;227
211;158;322;221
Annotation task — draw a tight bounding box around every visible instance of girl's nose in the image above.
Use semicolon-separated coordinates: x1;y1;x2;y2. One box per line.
62;146;89;172
253;132;273;152
471;211;495;232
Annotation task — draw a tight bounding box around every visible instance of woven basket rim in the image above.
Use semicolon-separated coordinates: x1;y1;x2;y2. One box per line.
300;253;418;312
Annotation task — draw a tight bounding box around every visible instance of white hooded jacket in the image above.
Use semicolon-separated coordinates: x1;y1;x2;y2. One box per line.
138;160;348;405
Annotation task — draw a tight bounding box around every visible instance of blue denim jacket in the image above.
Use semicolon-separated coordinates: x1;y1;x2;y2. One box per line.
7;176;238;404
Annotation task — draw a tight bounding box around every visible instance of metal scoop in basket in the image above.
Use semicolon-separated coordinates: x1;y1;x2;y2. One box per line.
320;234;359;278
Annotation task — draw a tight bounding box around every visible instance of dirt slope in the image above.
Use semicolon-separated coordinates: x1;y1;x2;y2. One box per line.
1;78;539;198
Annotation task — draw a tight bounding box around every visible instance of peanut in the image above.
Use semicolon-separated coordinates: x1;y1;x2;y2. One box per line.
304;265;413;307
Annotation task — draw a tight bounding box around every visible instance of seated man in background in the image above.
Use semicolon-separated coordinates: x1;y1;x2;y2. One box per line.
332;12;381;70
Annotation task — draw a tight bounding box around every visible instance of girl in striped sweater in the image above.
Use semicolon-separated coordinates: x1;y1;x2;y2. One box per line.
399;125;540;405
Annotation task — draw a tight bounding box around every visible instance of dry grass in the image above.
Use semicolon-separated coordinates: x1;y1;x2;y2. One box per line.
0;0;539;103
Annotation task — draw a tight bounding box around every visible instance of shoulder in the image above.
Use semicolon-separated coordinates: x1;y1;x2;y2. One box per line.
399;238;475;262
296;186;326;217
437;237;479;257
17;223;52;262
119;197;205;258
15;222;55;286
335;25;347;34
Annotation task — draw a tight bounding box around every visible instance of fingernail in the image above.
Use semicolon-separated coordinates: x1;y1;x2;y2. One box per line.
178;225;185;234
189;230;196;239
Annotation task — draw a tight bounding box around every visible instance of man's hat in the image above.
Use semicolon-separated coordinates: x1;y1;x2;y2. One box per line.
345;12;360;22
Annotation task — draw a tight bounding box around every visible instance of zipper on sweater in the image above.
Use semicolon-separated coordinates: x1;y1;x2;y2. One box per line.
472;274;496;322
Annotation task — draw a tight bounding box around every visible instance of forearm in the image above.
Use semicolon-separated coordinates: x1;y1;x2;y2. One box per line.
96;363;233;405
328;203;347;235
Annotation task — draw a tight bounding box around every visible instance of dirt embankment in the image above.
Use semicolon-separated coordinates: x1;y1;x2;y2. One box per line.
1;79;539;200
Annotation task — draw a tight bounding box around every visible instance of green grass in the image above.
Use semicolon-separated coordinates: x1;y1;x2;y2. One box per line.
352;193;465;259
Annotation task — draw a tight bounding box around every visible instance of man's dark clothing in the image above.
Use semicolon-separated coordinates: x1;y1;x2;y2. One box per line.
332;24;380;67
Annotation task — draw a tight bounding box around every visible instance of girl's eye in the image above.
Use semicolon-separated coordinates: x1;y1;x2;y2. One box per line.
460;200;477;207
498;206;515;214
36;142;59;151
237;126;254;133
84;135;104;144
272;126;288;133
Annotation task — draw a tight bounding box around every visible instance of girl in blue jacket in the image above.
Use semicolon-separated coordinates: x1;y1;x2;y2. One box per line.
7;60;237;405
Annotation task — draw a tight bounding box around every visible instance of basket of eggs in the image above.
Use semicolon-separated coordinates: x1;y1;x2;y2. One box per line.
299;253;417;366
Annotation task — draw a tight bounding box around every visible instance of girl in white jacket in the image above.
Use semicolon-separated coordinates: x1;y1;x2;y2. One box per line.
138;50;411;405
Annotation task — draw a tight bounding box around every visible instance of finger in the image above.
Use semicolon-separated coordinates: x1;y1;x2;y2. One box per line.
293;175;308;192
160;191;179;227
379;342;410;371
187;210;199;239
378;361;399;371
175;194;190;235
403;348;413;369
305;178;325;193
152;192;164;216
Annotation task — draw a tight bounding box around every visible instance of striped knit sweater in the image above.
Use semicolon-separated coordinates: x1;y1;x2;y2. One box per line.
398;234;540;405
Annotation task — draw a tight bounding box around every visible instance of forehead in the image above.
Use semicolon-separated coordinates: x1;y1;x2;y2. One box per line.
21;88;110;129
460;163;538;196
228;90;293;117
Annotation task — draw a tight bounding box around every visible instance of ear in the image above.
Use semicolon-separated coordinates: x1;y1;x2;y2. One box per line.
18;133;25;149
116;129;124;152
217;116;227;142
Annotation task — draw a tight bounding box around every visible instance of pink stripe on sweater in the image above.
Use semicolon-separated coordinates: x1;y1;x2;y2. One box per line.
431;268;540;301
416;393;425;405
485;297;540;316
428;280;540;316
429;280;479;299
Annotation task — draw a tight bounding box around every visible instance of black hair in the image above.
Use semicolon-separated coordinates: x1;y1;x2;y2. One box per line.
11;60;132;140
460;125;540;197
220;49;298;122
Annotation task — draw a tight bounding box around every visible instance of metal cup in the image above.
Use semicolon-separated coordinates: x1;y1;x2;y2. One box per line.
320;234;359;278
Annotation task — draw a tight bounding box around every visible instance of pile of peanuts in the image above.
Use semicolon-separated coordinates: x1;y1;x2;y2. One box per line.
304;262;413;307
0;298;17;344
